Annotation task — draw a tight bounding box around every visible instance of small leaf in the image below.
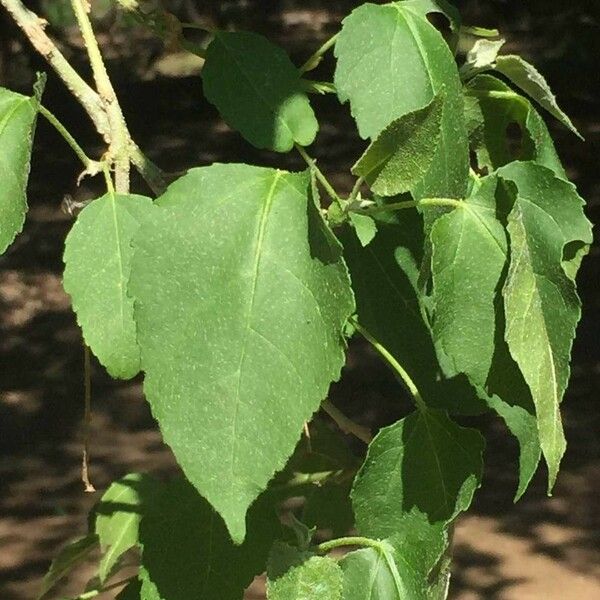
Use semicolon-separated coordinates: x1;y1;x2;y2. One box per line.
334;2;469;198
352;408;484;529
349;213;377;247
130;165;354;543
95;473;158;582
267;543;343;600
37;534;99;599
499;161;592;489
202;31;318;152
352;94;444;196
460;38;505;79
428;175;507;384
465;74;566;178
139;478;281;600
494;55;582;138
63;193;152;379
0;81;43;254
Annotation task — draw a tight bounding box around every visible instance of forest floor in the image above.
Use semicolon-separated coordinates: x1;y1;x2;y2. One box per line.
1;5;600;598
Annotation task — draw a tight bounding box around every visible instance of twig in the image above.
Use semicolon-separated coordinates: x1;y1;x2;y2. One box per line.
322;399;372;444
295;144;344;208
0;0;110;138
82;345;95;493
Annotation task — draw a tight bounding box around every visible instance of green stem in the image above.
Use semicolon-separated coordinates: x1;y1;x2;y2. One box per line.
0;0;110;137
38;104;100;170
71;0;131;193
129;143;168;195
358;197;462;216
316;536;383;554
348;176;365;203
81;345;95;493
466;88;530;109
300;32;339;73
350;317;427;412
295;144;344;208
322;399;372;443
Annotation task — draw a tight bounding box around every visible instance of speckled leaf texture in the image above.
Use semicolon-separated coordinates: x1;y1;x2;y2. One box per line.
267;545;344;600
499;161;592;489
428;175;507;384
334;1;469;198
494;55;582;138
202;32;318;152
464;74;566;178
352;94;443;196
0;84;42;254
352;409;484;529
63;193;152;379
129;164;354;543
139;478;281;600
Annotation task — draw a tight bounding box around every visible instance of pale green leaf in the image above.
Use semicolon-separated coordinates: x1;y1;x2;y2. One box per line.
459;38;505;79
63;193;152;379
139;478;281;600
37;534;99;599
340;542;421;600
95;473;157;582
399;0;461;34
0;82;43;253
352;94;443;196
334;2;469;198
352;408;484;528
464;74;566;178
267;544;343;600
494;55;582;138
349;213;377;247
499;161;592;489
341;210;487;416
129;165;354;543
202;32;318;152
428;175;507;384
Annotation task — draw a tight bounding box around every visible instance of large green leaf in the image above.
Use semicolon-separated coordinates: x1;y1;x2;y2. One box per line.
428;175;507;384
494;55;582;138
351;94;443;196
334;2;469;198
341;210;487;416
63;193;152;379
352;408;484;529
129;165;354;543
95;473;157;582
139;478;281;600
37;534;99;599
0;82;43;254
202;32;318;152
464;74;566;178
267;543;344;600
499;161;592;489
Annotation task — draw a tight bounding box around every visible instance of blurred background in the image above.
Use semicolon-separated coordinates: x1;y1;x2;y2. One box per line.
0;1;599;598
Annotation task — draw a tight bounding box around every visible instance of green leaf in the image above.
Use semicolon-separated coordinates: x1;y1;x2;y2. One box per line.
139;478;281;600
352;408;484;528
494;55;582;138
399;0;461;35
460;38;505;79
341;209;487;415
340;542;421;600
37;534;99;599
428;176;507;384
464;74;566;178
63;193;152;379
349;213;377;247
302;482;354;539
202;32;318;152
499;161;592;489
334;2;469;198
267;544;344;600
95;473;157;582
351;94;444;196
0;81;43;254
129;165;354;543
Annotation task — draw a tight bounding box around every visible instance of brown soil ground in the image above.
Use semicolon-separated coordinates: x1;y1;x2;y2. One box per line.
1;3;600;598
